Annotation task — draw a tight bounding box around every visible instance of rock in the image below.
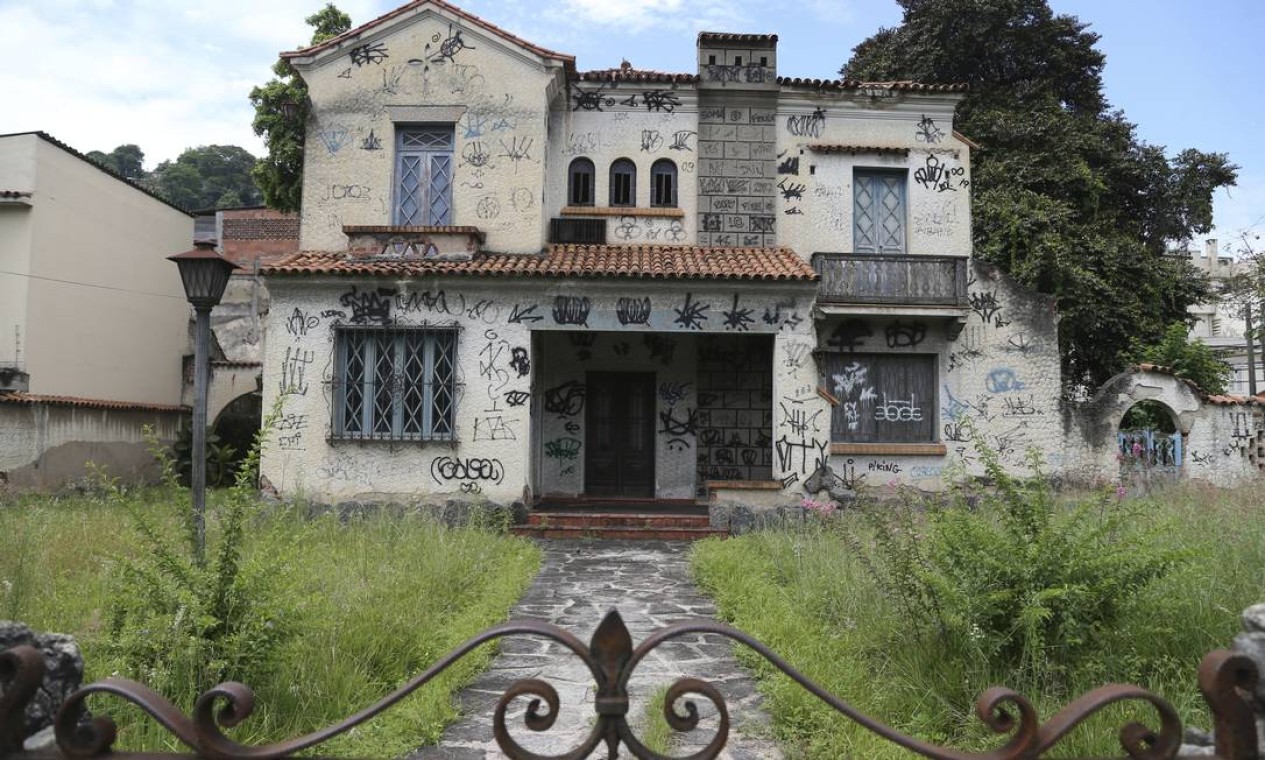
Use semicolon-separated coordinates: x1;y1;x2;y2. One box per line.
1243;604;1265;635
1232;632;1265;704
1177;743;1217;756
1184;727;1214;746
0;621;86;741
23;726;55;751
802;464;857;505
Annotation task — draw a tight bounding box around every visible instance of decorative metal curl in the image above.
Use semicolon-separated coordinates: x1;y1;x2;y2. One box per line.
1;614;1258;760
1;647;45;754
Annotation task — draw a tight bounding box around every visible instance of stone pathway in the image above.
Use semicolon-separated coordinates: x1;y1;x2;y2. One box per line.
412;540;782;759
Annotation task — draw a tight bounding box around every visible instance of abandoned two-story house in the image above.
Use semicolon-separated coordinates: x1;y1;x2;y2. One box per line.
260;0;1263;514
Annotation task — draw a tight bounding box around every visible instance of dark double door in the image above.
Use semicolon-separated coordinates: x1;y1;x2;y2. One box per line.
584;372;655;497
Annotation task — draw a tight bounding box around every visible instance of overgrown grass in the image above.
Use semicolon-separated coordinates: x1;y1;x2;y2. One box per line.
0;486;541;757
691;481;1265;758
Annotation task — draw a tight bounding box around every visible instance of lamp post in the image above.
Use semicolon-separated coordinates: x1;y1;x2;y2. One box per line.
168;241;240;565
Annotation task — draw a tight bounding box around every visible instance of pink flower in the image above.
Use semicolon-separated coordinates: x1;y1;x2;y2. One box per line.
1115;485;1127;500
1131;442;1144;457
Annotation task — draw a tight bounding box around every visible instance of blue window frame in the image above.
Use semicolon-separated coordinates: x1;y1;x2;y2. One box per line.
394;128;453;225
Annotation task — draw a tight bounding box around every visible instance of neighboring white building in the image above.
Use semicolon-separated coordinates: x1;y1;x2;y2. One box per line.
1187;238;1260;396
0;131;190;487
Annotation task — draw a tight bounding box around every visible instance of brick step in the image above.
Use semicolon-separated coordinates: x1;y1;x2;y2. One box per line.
526;511;711;529
511;524;728;542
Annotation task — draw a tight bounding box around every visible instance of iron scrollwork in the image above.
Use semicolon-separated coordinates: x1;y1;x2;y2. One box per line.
0;609;1260;759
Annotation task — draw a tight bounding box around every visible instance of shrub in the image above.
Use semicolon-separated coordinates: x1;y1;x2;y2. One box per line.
103;414;295;704
855;432;1185;683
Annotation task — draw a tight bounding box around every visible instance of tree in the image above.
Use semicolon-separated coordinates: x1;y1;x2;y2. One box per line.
150;145;262;210
1129;322;1232;396
85;144;147;180
249;3;351;212
841;0;1238;391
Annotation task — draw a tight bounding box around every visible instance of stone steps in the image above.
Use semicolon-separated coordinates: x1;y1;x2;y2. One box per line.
512;511;726;541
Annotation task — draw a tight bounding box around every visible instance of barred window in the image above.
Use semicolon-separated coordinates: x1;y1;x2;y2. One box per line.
394;127;453;225
334;326;457;441
853;169;906;254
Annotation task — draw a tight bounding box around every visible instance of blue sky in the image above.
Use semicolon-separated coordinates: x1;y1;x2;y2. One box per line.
0;0;1259;252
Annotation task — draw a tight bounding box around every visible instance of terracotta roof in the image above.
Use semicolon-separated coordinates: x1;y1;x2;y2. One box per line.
808;144;911;156
281;0;575;69
698;32;778;46
777;78;968;93
0;391;189;413
262;245;818;282
0;132;194;215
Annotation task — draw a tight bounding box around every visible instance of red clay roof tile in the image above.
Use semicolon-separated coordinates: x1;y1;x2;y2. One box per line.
0;391;188;413
261;245;818;282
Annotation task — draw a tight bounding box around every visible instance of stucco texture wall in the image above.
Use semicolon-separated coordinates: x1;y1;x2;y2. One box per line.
0;402;184;488
21;138;192;405
260;276;815;503
297;10;558;253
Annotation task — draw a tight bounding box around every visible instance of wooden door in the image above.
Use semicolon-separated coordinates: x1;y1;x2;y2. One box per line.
585;372;655;497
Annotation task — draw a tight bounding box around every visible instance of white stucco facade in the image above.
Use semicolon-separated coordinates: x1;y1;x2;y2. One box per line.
260;0;1261;506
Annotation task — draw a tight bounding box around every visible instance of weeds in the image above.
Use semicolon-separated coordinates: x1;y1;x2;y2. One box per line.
692;441;1253;758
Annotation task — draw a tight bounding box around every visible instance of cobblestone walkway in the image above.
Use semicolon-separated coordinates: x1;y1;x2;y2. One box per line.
412;540;782;759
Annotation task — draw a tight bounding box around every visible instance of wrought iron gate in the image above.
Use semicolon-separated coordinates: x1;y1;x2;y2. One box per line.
1119;429;1184;477
1;609;1259;759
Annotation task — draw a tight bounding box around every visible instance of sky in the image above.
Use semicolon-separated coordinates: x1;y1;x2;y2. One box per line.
0;0;1261;253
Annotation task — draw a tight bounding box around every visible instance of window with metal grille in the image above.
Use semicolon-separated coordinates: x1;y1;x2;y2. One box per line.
568;157;595;206
609;159;636;206
650;159;677;207
394;127;453;225
333;326;457;441
853;169;906;253
822;352;936;443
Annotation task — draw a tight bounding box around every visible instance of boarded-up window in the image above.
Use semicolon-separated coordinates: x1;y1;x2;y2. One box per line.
823;353;935;442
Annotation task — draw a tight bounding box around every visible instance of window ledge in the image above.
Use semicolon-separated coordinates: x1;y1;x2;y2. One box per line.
831;443;946;456
705;479;783;491
560;206;684;218
328;435;458;445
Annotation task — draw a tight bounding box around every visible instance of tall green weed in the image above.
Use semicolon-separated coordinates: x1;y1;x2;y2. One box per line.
853;433;1186;685
103;411;295;704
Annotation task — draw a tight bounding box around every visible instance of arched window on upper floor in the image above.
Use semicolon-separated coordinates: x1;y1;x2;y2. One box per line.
609;159;636;207
650;159;677;208
568;158;595;206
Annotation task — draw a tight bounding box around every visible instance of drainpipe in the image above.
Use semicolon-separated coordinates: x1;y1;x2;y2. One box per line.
1258;299;1265;397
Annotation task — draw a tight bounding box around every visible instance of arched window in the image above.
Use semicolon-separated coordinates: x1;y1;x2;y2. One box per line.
568;158;595;206
609;159;637;206
650;159;677;207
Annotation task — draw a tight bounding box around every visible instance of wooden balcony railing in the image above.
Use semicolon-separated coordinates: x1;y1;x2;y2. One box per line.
812;253;969;307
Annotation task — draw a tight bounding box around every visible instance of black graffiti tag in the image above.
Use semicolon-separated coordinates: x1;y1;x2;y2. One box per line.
552;296;591;327
431;456;503;484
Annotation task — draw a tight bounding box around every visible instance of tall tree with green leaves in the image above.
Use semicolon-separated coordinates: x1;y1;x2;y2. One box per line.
841;0;1238;391
86;144;147;180
249;3;352;212
151;145;262;210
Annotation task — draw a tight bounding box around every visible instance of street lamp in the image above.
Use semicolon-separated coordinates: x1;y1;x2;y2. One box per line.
168;241;239;564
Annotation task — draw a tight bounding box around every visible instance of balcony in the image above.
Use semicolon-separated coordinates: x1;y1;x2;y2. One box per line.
812;253;969;307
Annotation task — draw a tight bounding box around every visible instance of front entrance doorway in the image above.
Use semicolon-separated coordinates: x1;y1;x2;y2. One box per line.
585;372;655;497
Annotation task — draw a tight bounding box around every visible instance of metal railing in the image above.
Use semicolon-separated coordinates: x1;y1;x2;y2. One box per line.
1;608;1259;759
812;252;970;307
